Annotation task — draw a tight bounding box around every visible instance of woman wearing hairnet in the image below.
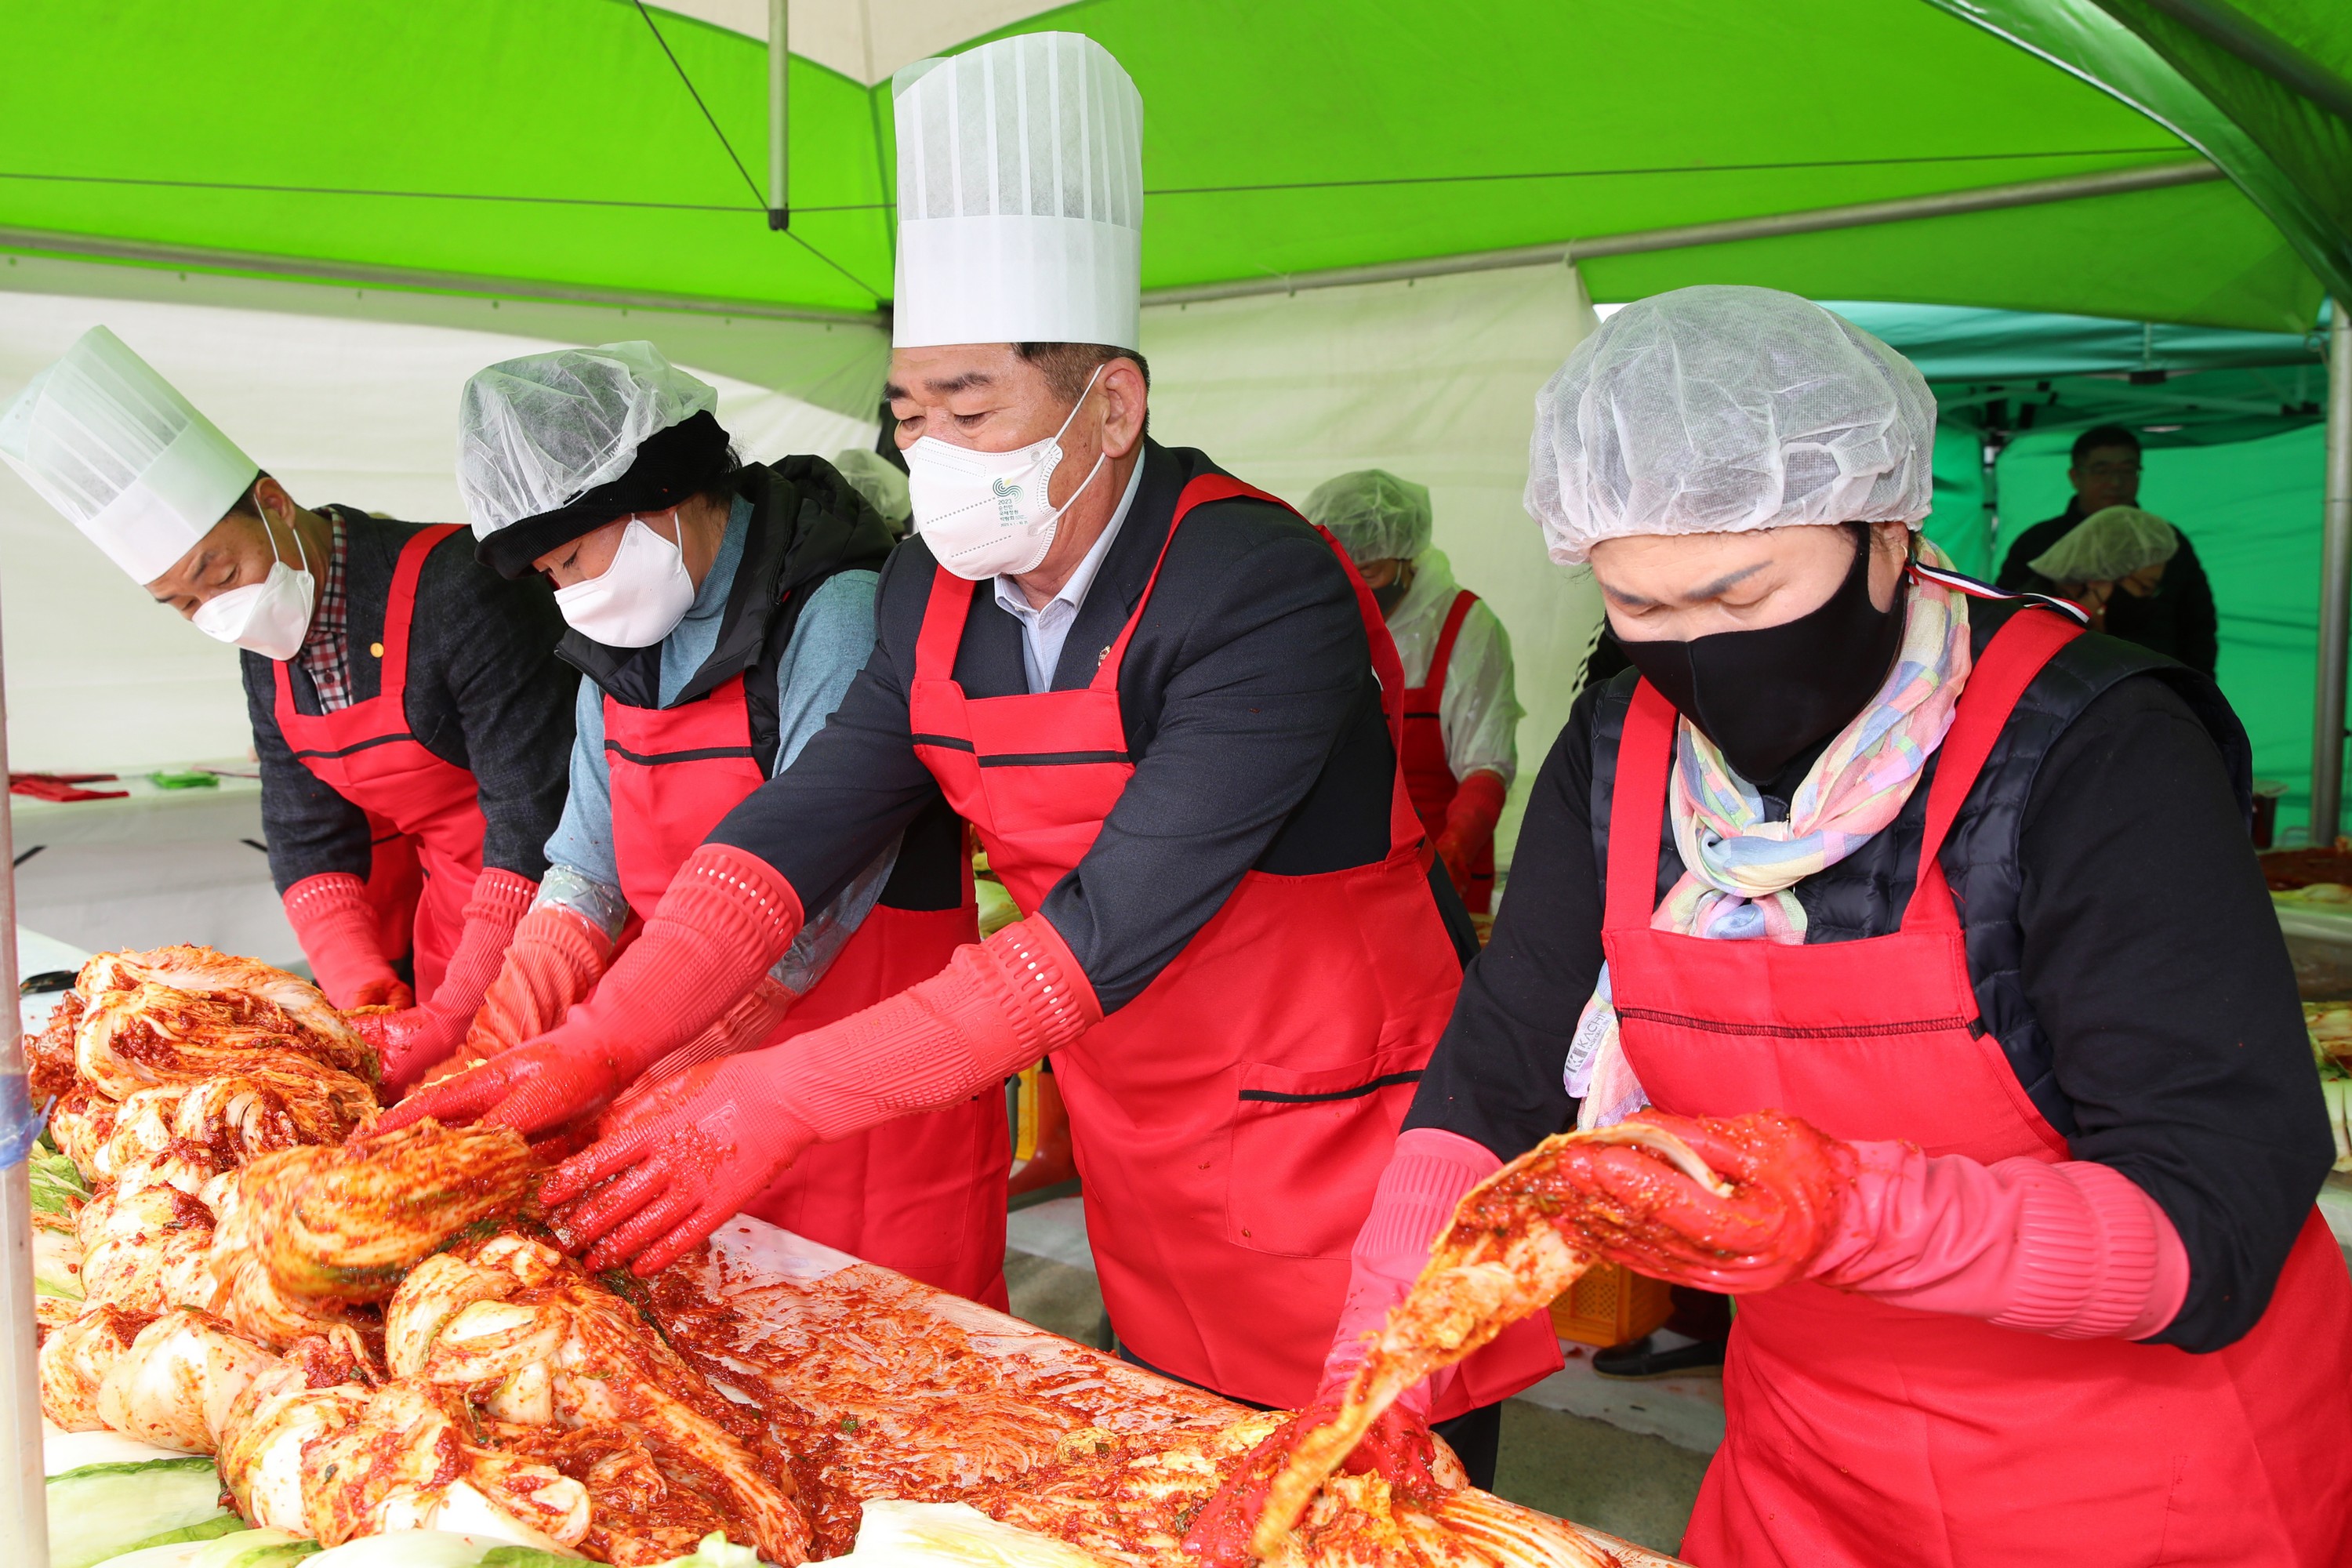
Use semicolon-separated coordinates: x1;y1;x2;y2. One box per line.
1197;288;2352;1566
2027;504;2180;641
445;342;1011;1306
1305;470;1522;915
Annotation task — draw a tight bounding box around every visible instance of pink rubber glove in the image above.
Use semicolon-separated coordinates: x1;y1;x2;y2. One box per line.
373;844;802;1138
1432;770;1504;907
464;904;615;1058
542;916;1098;1274
349;869;537;1092
1323;1127;1504;1425
1809;1142;2190;1340
284;872;410;1009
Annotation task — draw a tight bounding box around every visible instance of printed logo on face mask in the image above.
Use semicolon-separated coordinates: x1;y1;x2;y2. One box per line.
991;477;1023;525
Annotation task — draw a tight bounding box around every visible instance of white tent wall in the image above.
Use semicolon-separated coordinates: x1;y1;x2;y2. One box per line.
1138;263;1603;871
0;283;878;965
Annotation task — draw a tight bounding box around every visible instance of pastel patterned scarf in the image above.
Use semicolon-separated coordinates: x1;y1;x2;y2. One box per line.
1564;546;1974;1130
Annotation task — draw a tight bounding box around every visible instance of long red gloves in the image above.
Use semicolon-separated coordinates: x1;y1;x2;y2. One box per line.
347;869;535;1091
284;873;410;1010
543;915;1100;1275
1569;1112;2189;1339
464;905;616;1058
1432;769;1505;906
1182;1129;1497;1568
1810;1141;2190;1339
376;844;803;1136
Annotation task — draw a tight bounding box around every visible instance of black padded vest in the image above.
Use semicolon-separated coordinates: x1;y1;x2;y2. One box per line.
1588;593;2252;1137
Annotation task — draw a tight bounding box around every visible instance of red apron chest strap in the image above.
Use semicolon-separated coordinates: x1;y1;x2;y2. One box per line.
1416;590;1478;709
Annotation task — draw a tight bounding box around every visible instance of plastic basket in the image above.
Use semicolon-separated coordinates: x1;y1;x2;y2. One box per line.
1548;1261;1674;1348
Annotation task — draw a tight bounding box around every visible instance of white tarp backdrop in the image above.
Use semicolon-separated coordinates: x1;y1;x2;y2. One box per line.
1139;263;1604;855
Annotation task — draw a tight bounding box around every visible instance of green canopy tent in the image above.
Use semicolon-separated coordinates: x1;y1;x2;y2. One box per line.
3;2;2351;1553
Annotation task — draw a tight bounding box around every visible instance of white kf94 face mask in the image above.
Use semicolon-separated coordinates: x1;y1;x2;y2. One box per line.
905;365;1107;580
192;506;317;661
553;513;697;648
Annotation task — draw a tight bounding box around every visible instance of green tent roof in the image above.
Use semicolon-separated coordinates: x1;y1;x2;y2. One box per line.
1;0;2338;332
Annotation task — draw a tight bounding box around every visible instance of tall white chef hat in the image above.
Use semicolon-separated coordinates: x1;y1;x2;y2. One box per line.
891;32;1145;351
0;326;259;583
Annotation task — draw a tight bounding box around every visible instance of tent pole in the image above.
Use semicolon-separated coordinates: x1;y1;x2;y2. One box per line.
766;0;789;230
0;595;45;1566
2314;301;2352;847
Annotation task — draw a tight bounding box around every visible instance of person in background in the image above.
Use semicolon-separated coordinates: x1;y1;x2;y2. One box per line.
2028;505;2180;638
388;32;1557;1483
833;448;912;537
0;326;575;1091
1306;470;1523;915
1997;424;2216;674
451;341;1009;1305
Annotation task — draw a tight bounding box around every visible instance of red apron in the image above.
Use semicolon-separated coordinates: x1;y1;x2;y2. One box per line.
1402;589;1494;914
273;524;485;1004
1602;608;2352;1566
907;474;1560;1411
602;666;1008;1308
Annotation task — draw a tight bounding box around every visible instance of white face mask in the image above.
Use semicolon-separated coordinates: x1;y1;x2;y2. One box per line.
192;505;316;660
553;513;697;648
906;366;1107;581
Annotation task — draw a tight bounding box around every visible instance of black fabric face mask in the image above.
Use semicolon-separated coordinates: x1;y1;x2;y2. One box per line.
1616;531;1907;784
1372;579;1410;616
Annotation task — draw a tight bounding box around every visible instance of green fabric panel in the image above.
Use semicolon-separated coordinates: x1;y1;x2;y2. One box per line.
1828;299;2318;376
1992;423;2332;830
1922;0;2348;303
2088;0;2352;299
1926;426;1995;579
0;0;2318;326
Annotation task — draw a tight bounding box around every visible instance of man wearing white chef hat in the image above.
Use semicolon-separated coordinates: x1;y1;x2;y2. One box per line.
0;326;577;1089
390;31;1560;1480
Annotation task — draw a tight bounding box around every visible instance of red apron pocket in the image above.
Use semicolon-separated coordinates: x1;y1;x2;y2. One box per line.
1224;1048;1425;1259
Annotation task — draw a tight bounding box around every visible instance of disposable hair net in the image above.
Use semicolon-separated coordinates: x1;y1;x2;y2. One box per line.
1526;285;1936;564
833;448;912;526
1302;469;1433;564
2029;506;2179;583
458;342;717;535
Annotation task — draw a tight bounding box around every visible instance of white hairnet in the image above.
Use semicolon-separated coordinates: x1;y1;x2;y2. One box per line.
457;342;717;536
1303;470;1432;564
1526;285;1936;564
833;448;911;526
2029;505;2179;584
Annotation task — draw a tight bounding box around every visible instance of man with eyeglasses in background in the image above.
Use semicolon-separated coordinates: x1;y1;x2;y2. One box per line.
1997;424;2218;675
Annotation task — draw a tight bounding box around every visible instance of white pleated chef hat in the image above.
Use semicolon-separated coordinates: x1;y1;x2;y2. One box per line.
891;32;1145;351
0;326;260;583
1526;285;1936;564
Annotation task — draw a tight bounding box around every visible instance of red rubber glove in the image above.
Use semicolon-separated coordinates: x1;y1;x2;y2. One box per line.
615;975;799;1110
347;869;537;1092
284;872;410;1009
1808;1142;2189;1339
372;844;802;1139
1512;1109;1856;1294
542;916;1098;1275
1432;769;1505;907
463;904;615;1058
